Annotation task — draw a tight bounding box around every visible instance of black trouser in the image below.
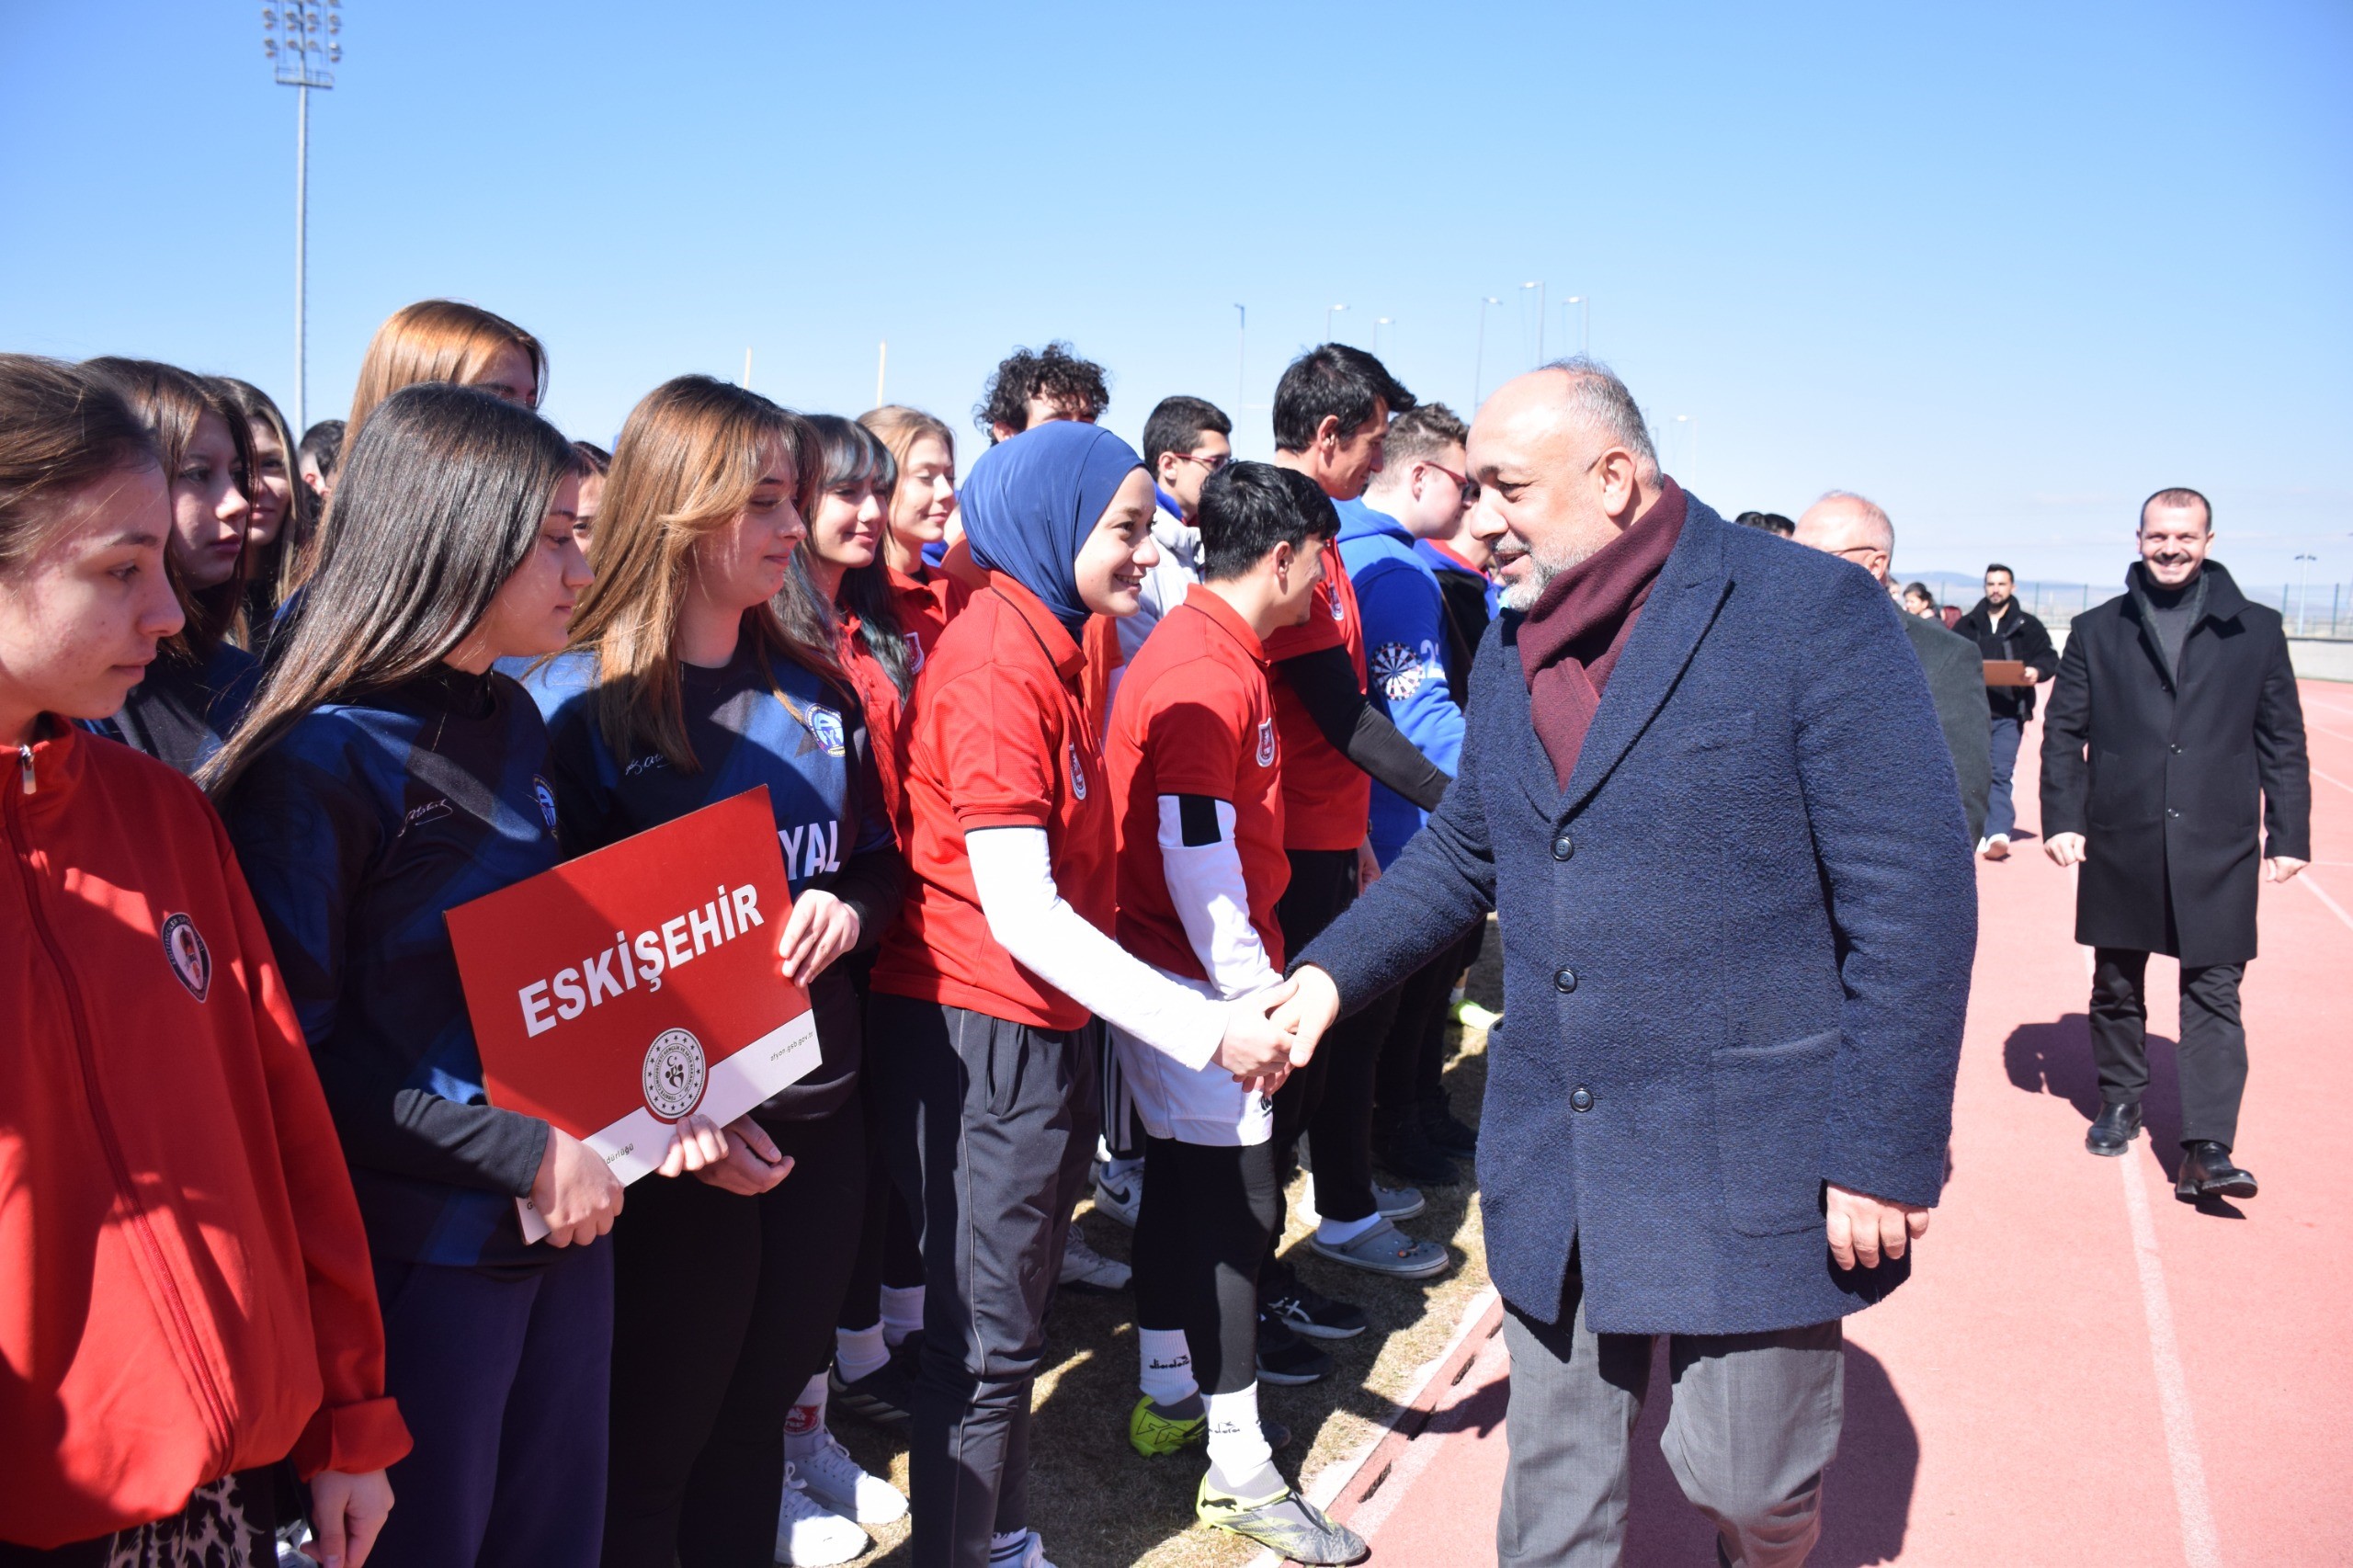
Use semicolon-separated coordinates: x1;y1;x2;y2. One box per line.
0;1470;278;1565
840;1062;926;1334
2089;948;2251;1149
1372;939;1471;1141
874;994;1101;1568
602;1095;867;1568
1133;1137;1281;1397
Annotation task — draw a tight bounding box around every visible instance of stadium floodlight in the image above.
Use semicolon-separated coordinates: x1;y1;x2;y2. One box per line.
1472;296;1503;409
1520;280;1545;364
261;1;342;428
1326;303;1348;341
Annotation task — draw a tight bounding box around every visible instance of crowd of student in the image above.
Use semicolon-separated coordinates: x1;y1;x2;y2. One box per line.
0;303;1505;1568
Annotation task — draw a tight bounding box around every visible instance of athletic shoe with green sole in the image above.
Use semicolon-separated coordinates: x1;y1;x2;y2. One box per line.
1127;1396;1291;1458
1195;1474;1367;1564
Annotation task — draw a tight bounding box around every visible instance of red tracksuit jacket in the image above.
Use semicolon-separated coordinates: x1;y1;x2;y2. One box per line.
1;722;409;1548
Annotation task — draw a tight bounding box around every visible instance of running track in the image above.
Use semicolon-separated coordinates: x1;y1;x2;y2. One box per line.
1326;679;2353;1567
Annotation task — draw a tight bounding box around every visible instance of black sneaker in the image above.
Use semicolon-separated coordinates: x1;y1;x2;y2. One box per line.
1255;1312;1333;1386
1421;1102;1478;1155
829;1340;916;1427
1261;1282;1367;1341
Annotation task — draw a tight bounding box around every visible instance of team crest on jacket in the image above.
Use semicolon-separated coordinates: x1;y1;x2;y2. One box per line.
810;707;847;756
1068;743;1087;800
1256;718;1277;767
160;914;210;1002
1329;586;1347;621
642;1028;707;1119
906;633;926;673
532;775;559;834
1370;642;1426;702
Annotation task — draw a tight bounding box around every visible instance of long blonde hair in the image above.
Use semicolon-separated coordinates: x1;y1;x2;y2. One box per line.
343;300;544;465
563;375;840;771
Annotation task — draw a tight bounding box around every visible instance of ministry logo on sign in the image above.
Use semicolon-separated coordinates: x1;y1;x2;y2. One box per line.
642;1028;708;1119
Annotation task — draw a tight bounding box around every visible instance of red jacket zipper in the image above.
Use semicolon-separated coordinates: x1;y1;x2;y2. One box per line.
6;747;237;1461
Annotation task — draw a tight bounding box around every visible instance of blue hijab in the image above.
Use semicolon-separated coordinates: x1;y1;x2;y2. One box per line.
959;421;1144;638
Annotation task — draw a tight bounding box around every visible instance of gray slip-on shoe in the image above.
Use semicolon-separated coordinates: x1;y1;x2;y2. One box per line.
1307;1217;1450;1279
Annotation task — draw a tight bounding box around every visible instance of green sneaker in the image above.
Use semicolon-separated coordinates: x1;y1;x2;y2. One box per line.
1129;1395;1205;1457
1195;1473;1368;1564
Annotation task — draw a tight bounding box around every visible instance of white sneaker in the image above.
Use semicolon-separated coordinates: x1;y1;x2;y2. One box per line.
1090;1158;1142;1228
792;1429;908;1525
775;1462;870;1566
1058;1227;1131;1292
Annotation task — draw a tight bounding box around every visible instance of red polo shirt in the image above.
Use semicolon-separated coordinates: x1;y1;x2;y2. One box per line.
886;562;971;677
871;572;1113;1031
1263;562;1372;850
1108;586;1290;983
836;619;906;824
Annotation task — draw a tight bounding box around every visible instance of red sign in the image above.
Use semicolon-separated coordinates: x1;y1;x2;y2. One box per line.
446;787;817;1238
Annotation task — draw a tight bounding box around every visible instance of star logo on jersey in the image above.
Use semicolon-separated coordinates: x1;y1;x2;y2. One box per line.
1068;743;1087;801
809;707;846;756
1256;717;1277;767
160;913;211;1003
1370;642;1426;703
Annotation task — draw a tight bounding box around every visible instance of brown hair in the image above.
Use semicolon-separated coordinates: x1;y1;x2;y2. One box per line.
343;300;545;463
562;375;839;771
84;357;256;655
1380;402;1470;472
858;403;955;478
216;375;318;616
0;356;160;575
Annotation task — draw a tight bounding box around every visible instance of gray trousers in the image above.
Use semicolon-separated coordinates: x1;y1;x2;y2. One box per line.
1499;1267;1844;1568
873;994;1101;1568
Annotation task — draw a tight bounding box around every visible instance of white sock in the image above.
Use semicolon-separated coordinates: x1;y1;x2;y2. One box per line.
1101;1154;1143;1184
1138;1327;1197;1407
1316;1210;1381;1246
783;1372;828;1464
989;1528;1030;1563
881;1283;924;1347
1205;1383;1274;1491
835;1322;889;1383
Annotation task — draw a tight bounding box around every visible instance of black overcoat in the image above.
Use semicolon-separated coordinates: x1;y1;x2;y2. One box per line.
2040;562;2310;967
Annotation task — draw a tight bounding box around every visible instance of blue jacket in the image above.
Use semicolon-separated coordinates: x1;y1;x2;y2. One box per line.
1336;500;1464;864
1300;498;1975;1335
523;639;901;1121
225;667;565;1270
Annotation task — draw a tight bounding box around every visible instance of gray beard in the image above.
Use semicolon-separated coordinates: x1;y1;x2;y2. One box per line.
1497;533;1608;613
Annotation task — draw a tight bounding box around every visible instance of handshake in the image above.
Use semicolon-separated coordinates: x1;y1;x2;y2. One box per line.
1212;966;1344;1096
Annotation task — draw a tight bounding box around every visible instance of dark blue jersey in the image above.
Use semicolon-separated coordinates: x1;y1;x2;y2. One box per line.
224;665;563;1270
85;639;260;777
524;636;901;1121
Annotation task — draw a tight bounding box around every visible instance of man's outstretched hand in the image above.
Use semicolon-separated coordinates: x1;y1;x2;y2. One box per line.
1825;1183;1930;1270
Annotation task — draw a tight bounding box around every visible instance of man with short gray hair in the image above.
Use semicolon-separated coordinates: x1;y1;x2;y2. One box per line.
1279;360;1975;1565
1795;491;1993;844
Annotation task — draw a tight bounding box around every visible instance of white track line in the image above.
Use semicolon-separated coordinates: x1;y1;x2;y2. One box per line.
2301;870;2353;933
2305;719;2353;744
1338;1324;1511;1546
2078;932;2222;1568
2313;767;2353;797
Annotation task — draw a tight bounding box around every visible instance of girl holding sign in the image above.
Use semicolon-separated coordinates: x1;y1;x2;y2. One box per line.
867;420;1300;1568
526;377;904;1568
207;383;740;1568
0;357;405;1562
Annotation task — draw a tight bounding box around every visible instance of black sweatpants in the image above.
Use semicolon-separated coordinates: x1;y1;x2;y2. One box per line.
2089;948;2252;1149
839;1063;926;1333
1372;942;1468;1140
1132;1137;1281;1396
602;1095;867;1568
873;994;1101;1568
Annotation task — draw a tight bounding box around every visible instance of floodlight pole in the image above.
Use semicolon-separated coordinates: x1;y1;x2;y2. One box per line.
1233;304;1245;417
265;3;340;431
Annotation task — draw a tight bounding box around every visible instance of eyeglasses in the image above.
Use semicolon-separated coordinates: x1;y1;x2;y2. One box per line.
1172;450;1232;473
1422;460;1479;505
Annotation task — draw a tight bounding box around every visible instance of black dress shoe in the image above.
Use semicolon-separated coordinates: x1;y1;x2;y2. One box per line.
2176;1142;2257;1201
2086;1101;2143;1156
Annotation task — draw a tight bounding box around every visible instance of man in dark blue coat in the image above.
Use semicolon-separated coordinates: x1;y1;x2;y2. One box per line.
1279;363;1976;1567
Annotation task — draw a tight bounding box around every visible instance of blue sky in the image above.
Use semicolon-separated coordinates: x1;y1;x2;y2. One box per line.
4;1;2348;598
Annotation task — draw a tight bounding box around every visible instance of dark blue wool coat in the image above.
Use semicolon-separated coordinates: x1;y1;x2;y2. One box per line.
1300;498;1976;1335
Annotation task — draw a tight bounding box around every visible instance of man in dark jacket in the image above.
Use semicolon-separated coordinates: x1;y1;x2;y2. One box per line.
2041;487;2309;1202
1796;492;1993;846
1953;565;2056;858
1278;363;1975;1567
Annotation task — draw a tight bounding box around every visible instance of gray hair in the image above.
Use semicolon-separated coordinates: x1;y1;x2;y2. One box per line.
1812;488;1894;552
1538;357;1658;471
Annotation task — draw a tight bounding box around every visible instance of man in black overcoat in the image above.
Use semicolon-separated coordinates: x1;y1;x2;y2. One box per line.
2040;487;2310;1200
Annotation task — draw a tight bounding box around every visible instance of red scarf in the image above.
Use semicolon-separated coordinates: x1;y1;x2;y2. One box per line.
1516;477;1688;787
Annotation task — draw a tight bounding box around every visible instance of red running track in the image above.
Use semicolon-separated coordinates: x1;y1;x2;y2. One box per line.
1334;680;2353;1567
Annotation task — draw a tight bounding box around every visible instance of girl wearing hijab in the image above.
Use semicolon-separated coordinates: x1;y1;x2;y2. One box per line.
524;378;904;1568
866;420;1297;1568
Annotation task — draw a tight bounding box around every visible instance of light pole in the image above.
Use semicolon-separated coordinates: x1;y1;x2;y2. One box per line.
1326;303;1348;342
1374;316;1393;357
1563;295;1590;357
1520;280;1545;365
1472;296;1503;408
2294;552;2319;634
262;3;342;432
1233;304;1246;416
